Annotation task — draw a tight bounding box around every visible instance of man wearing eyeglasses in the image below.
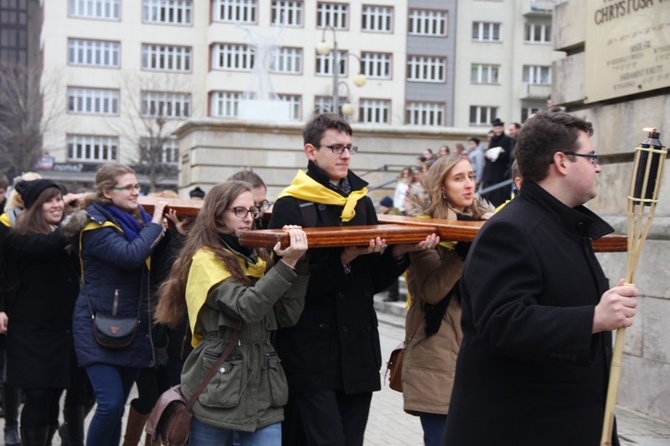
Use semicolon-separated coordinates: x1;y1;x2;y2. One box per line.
268;113;437;446
444;112;639;446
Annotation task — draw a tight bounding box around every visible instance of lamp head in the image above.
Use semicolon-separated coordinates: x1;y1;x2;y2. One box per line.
352;74;367;87
316;41;331;55
341;103;355;116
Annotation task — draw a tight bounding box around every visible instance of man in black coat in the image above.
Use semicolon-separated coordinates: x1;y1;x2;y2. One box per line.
444;112;639;445
481;118;513;206
269;113;436;446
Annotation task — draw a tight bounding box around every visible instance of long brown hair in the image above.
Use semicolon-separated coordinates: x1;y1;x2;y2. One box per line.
408;154;493;219
14;187;66;235
155;181;273;327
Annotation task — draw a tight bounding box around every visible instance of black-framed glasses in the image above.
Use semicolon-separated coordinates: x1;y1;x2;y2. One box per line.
255;200;272;211
320;144;359;156
228;206;261;219
563;152;599;166
111;183;141;192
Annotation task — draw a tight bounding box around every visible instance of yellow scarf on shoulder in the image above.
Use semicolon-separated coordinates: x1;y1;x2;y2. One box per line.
186;248;266;347
277;170;368;223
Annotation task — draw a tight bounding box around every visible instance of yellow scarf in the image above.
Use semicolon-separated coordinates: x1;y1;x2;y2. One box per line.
277;170;368;223
186;248;266;346
0;213;10;227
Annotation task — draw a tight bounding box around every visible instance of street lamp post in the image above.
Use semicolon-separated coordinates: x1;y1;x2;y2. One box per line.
316;26;366;116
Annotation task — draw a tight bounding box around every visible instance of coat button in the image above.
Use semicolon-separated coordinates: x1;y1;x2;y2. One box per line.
319;323;327;329
342;325;349;332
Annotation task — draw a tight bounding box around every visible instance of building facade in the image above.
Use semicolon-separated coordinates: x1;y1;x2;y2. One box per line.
28;0;558;191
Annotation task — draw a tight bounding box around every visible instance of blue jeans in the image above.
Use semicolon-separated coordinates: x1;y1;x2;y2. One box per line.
419;412;447;446
85;364;138;446
190;417;281;446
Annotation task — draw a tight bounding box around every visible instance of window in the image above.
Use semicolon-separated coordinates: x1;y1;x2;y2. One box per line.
315;50;347;76
142;44;192;72
407;56;446;83
361;5;392;33
143;0;192;25
272;1;303;27
213;0;257;23
67;135;118;162
523;65;551;84
359;99;390;124
210;91;243;118
314;95;347;114
406;102;445;126
212;44;255;71
521;106;540;122
277;94;302;120
472;22;501;42
525;22;551;43
469;106;498;126
271;47;302;74
67;87;119;115
68;39;120;67
141;138;179;164
0;0;28;64
317;2;348;29
471;64;500;84
141;91;191;118
69;0;120;20
408;9;447;36
361;52;391;79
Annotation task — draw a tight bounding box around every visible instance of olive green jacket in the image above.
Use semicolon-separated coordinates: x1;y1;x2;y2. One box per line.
181;258;309;432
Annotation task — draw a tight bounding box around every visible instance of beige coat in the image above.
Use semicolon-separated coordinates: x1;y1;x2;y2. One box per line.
402;244;464;416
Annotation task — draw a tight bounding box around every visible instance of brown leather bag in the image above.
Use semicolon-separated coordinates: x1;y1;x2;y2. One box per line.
386;341;406;392
146;329;242;445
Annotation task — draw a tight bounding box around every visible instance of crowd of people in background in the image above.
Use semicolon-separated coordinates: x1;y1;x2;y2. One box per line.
0;110;635;446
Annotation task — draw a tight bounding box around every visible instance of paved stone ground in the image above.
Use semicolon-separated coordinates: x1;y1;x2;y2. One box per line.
370;298;670;446
2;296;668;445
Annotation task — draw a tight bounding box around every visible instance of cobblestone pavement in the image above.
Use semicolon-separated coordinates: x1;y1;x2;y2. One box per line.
369;298;670;446
2;297;668;445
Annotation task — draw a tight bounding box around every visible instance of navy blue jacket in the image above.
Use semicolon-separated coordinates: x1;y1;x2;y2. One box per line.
72;203;163;368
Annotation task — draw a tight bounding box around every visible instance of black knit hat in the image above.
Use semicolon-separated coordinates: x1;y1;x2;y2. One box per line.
14;179;61;209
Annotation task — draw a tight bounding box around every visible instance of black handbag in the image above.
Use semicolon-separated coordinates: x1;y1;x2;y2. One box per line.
86;288;142;350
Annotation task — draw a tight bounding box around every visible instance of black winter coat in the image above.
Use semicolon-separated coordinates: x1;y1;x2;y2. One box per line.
5;230;79;388
445;182;619;446
268;162;409;394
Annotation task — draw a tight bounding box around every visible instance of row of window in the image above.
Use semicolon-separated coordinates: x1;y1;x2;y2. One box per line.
66;85;526;130
66;103;535;164
471;64;551;85
69;0;449;37
66;38;551;86
68;39;450;82
66;134;179;164
68;0;551;44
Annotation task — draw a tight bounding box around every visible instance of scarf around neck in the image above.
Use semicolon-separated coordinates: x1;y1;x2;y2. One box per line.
277;170;368;223
102;204;151;242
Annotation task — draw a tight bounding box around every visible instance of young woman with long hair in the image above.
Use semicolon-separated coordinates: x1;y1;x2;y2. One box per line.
71;163;166;446
155;181;309;446
402;154;494;446
5;179;86;445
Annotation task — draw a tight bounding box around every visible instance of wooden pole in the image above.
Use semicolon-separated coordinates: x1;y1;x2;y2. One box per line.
600;128;667;445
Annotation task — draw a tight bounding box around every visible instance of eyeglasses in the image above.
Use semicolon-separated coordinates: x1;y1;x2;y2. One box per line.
320;144;359;156
563;152;599;166
228;206;261;219
111;183;141;192
255;200;272;212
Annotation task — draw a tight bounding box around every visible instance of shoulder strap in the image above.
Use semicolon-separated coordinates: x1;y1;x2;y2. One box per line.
297;199;317;228
185;328;243;410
